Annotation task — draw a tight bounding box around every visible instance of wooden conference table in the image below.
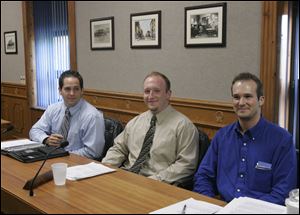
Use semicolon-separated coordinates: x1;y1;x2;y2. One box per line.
1;153;226;214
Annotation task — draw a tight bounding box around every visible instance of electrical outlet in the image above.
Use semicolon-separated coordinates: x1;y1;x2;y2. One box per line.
20;75;26;84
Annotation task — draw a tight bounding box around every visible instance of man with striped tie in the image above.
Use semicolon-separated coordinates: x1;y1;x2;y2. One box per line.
29;70;105;159
102;71;199;185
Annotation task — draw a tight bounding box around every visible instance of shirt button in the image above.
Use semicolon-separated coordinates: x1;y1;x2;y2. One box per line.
252;137;255;140
237;189;241;192
240;174;244;178
243;142;247;146
242;158;245;162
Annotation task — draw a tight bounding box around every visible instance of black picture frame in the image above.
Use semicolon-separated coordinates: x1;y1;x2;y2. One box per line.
4;31;18;54
185;3;226;47
130;10;161;49
90;17;114;50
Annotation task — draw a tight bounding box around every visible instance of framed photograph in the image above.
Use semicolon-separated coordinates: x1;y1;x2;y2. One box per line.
130;10;161;49
4;31;18;54
185;3;226;47
90;17;114;50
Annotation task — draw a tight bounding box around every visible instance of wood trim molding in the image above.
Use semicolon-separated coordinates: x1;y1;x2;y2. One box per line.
1;82;27;99
68;1;77;71
83;89;236;139
22;1;36;108
1;83;235;139
260;1;279;122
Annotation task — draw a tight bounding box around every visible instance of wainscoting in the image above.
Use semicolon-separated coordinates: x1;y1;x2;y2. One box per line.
1;83;30;139
83;89;236;139
1;82;236;140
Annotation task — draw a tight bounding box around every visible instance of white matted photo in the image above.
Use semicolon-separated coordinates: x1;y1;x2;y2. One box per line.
185;3;226;47
4;31;18;54
130;10;161;49
90;17;114;50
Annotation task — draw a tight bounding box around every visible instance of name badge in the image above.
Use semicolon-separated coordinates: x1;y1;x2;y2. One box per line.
255;161;272;170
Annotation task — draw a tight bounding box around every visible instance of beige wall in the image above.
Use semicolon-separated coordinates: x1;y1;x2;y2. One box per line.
1;1;25;83
1;1;261;102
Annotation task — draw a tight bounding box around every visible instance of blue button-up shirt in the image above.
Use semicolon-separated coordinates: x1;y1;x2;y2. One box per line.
29;98;105;159
193;117;297;205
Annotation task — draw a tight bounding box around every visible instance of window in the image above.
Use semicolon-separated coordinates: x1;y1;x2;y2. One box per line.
278;2;299;149
278;14;289;129
33;1;70;108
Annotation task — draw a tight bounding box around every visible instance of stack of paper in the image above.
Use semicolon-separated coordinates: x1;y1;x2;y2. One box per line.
1;139;42;152
150;197;223;214
216;197;286;214
150;196;287;214
66;162;116;180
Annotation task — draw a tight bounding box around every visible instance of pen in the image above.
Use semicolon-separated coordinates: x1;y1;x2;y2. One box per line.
181;204;186;214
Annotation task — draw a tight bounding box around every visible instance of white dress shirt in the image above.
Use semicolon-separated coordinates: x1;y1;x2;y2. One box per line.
29;98;105;159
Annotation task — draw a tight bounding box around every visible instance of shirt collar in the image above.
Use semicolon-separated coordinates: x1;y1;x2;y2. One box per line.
147;105;173;124
234;116;266;139
63;98;83;116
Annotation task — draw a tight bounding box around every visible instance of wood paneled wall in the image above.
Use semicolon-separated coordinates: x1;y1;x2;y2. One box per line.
83;89;236;139
1;83;30;139
1;83;236;140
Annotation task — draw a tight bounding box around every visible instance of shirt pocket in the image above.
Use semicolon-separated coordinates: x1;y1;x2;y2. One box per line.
249;168;272;193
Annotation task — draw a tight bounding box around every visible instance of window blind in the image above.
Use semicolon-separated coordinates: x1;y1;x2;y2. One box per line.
33;1;70;108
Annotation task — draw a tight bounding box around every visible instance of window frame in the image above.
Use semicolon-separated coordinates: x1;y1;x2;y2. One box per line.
22;1;77;109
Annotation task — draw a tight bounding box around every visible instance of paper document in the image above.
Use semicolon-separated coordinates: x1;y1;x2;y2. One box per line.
216;197;286;214
1;139;42;151
150;197;223;214
66;162;116;180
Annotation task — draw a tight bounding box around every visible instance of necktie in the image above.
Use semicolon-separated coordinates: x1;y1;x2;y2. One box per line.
60;108;71;141
129;115;157;174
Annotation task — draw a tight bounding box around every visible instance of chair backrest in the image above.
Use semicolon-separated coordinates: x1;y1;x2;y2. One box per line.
175;128;210;190
97;117;124;161
198;128;211;166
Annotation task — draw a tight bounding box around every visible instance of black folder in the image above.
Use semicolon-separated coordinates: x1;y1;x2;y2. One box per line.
5;145;69;163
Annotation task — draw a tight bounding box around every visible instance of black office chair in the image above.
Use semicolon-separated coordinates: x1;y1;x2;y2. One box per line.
97;117;124;161
297;149;299;188
198;128;211;164
174;128;210;190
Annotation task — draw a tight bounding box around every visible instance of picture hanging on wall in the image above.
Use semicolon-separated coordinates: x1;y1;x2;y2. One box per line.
90;17;114;50
185;3;226;47
130;10;161;49
4;31;18;54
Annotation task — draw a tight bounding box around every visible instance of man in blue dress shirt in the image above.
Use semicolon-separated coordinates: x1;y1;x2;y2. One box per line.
29;70;105;159
193;72;297;205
